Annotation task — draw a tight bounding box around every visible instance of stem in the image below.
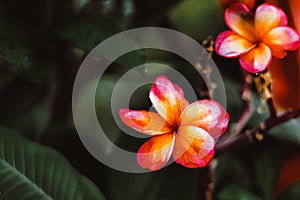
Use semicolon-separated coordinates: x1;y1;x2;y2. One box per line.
266;98;277;120
230;73;254;136
254;70;277;119
198;36;216;99
199;162;215;200
216;105;300;156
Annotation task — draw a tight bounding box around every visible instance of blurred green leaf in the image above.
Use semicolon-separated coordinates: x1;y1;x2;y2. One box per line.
246;95;269;129
223;76;244;122
169;0;226;39
57;15;119;52
0;40;34;73
131;0;182;26
74;0;90;10
217;185;262;200
0;79;56;139
96;75;122;146
214;139;284;200
104;165;201;200
268;118;300;145
0;126;106;200
276;181;300;200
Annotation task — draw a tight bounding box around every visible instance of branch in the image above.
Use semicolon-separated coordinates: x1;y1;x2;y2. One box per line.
215;105;300;156
198;36;216;99
230;73;254;136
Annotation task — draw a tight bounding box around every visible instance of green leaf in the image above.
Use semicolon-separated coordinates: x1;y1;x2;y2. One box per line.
132;0;182;26
0;40;34;73
214;139;284;200
104;165;201;200
223;77;244;122
246;94;269;129
57;15;119;52
0;126;106;200
276;181;300;200
169;0;226;40
74;0;90;10
217;185;262;200
0;80;56;139
269;118;300;145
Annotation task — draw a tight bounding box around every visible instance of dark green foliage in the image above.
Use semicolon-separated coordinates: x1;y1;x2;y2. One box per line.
0;126;106;200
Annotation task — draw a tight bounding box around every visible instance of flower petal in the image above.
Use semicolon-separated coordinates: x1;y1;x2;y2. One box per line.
173;126;215;168
149;76;189;127
119;109;172;135
179;100;229;138
225;3;256;42
262;26;300;51
239;43;272;73
215;31;255;58
137;132;175;171
270;48;287;59
255;4;288;38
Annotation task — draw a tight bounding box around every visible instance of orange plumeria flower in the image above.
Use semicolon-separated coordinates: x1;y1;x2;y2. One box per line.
215;3;300;73
119;76;229;171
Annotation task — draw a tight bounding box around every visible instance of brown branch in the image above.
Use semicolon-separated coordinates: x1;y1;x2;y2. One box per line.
254;71;277;120
266;98;277;119
215;105;300;156
199;161;215;200
230;73;254;136
198;36;216;99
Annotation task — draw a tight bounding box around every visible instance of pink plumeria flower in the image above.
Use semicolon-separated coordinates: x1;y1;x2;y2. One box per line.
119;76;229;171
215;3;300;73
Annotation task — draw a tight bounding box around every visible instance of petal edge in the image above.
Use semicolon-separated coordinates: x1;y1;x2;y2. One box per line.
149;76;189;126
225;3;256;42
179;100;229;138
137;132;175;171
215;31;255;58
173;126;215;168
119;109;172;135
255;3;288;38
263;26;300;51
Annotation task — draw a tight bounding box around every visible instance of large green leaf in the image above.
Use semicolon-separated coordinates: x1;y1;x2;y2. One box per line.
0;126;106;200
214;139;284;200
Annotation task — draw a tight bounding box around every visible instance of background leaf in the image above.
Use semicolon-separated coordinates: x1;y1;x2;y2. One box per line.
0;126;106;200
169;0;226;39
214;138;285;200
276;181;300;200
57;15;119;52
269;118;300;145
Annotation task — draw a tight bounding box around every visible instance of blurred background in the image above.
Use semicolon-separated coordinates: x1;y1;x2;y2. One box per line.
1;0;300;199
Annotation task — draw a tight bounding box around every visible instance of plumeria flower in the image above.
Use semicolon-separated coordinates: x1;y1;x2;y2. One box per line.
215;3;300;73
119;76;229;171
